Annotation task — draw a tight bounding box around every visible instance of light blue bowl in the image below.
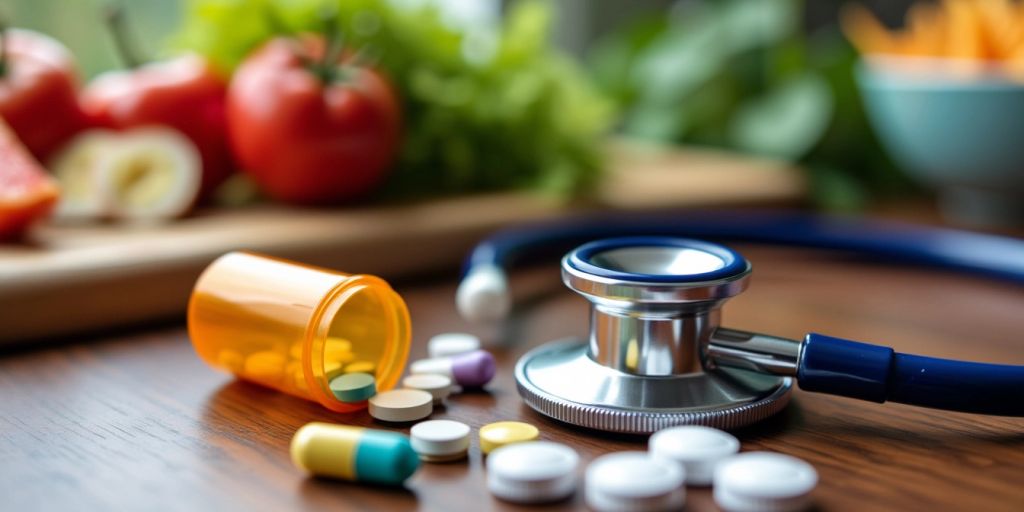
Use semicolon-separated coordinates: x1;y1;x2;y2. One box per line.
858;63;1024;226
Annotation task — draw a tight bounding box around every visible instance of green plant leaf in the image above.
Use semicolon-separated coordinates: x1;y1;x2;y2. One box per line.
728;71;832;160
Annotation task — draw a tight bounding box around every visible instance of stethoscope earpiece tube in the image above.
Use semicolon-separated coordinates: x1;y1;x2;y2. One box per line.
799;333;1024;416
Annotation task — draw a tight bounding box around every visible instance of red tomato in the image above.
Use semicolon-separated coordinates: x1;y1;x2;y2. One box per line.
0;29;88;162
80;55;233;202
226;36;401;205
0;117;59;241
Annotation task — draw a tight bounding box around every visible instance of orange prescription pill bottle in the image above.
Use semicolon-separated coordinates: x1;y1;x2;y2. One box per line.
187;252;411;412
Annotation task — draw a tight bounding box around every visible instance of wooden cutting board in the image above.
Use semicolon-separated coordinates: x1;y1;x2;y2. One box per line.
0;143;805;343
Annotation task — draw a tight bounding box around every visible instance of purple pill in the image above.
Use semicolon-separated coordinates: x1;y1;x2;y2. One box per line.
450;350;496;388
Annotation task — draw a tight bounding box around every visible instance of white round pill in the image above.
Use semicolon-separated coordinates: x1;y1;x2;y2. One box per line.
410;420;471;462
428;332;481;358
649;425;740;485
402;373;452;403
487;441;579;504
713;452;818;512
585;451;685;512
368;389;433;423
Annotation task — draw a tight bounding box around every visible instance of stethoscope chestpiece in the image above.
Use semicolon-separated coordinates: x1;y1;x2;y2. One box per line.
515;236;792;434
563;237;752;376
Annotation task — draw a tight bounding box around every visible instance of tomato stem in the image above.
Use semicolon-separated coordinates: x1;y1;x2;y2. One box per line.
0;15;8;78
103;2;144;69
315;6;344;83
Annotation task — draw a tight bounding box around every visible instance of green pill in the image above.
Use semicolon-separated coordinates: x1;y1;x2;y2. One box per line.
330;372;377;403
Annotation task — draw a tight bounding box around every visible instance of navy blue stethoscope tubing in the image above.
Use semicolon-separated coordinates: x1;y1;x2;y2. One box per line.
465;210;1024;416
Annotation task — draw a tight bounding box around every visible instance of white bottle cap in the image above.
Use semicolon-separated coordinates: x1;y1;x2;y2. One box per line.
428;332;481;358
410;420;471;462
649;425;740;485
402;373;452;403
713;452;818;512
585;451;685;512
487;441;579;504
410;357;453;378
456;265;510;323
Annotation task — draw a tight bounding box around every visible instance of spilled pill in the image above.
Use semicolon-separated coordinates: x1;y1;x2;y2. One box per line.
649;425;740;486
329;372;376;403
713;452;817;512
290;422;419;485
410;419;471;462
369;389;434;423
479;421;539;454
487;441;579;504
585;451;686;512
402;373;452;403
410;350;495;388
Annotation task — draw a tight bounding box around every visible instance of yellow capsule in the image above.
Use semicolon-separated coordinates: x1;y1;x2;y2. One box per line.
244;351;286;383
325;360;347;380
479;421;540;454
344;360;376;375
290;422;419;485
217;350;245;374
325;337;353;359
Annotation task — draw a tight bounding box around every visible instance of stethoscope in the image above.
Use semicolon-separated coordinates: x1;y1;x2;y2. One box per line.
455;211;1024;434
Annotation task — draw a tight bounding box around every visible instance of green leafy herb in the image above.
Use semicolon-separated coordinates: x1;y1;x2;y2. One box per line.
589;0;912;209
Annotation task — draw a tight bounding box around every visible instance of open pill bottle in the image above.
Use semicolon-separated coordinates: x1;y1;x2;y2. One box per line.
188;252;411;412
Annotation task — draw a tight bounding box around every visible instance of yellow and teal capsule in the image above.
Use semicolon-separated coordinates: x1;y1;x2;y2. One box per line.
290;422;420;485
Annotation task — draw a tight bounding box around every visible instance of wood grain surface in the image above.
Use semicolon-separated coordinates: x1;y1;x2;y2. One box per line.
2;243;1023;511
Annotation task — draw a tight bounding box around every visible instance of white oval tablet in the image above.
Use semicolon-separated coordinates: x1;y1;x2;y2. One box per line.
713;452;817;512
585;451;685;511
368;389;433;423
402;373;452;402
649;425;740;485
487;441;579;504
410;419;471;462
428;332;481;358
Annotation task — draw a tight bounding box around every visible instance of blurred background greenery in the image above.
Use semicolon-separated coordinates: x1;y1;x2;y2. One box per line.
8;0;919;209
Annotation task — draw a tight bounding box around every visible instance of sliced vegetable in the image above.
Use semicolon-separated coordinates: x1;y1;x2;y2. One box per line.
0;118;59;241
81;5;233;202
49;129;118;221
95;127;201;222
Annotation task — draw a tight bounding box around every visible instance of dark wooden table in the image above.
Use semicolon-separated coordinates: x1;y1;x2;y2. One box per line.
2;243;1023;511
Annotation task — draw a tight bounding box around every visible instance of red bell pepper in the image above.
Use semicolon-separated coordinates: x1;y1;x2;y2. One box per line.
0;117;59;241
